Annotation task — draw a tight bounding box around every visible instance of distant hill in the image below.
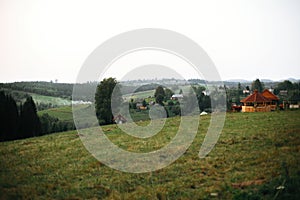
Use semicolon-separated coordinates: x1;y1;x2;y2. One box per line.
225;79;250;83
279;78;299;83
261;79;274;83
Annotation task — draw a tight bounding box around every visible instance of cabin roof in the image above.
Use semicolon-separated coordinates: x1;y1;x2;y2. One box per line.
261;89;279;101
240;90;271;103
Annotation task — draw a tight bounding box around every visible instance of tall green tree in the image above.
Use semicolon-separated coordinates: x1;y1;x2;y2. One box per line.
251;79;264;92
19;96;41;138
237;82;243;95
95;78;122;125
164;88;174;101
0;92;19;141
154;86;165;105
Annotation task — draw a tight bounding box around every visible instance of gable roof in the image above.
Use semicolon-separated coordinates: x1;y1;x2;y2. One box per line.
261;89;279;101
241;90;271;103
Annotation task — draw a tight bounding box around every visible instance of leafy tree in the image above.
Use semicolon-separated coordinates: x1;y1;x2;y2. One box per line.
191;86;212;112
156;94;164;106
142;99;147;107
276;80;294;91
19;96;41;138
274;80;300;103
171;105;181;116
154;86;165;105
167;100;174;106
164;88;174;101
95;78;122;125
251;79;264;92
193;85;206;96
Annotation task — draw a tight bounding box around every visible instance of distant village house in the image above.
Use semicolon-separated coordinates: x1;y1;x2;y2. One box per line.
113;114;127;124
171;94;183;100
240;89;279;112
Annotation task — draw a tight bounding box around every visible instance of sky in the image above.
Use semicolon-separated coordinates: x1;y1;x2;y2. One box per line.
0;0;300;83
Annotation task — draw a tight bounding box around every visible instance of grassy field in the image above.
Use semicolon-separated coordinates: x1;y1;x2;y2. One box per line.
1;89;72;106
31;93;71;106
1;111;300;199
123;90;155;100
38;105;153;124
38;106;76;122
122;85;193;101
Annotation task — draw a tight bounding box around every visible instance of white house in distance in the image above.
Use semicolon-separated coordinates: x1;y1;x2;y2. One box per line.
171;94;183;100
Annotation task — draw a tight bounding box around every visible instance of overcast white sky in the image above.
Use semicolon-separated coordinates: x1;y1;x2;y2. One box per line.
0;0;300;83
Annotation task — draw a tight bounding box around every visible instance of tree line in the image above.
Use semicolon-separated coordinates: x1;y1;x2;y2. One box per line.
0;91;41;141
0;91;75;142
0;82;73;99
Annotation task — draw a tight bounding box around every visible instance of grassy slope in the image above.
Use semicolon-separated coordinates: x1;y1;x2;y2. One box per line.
31;93;71;106
122;85;192;100
38;105;153;123
1;111;300;199
123;90;155;100
38;106;74;122
1;88;71;106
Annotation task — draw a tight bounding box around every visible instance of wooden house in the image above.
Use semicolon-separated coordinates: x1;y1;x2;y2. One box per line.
261;89;279;111
240;90;274;112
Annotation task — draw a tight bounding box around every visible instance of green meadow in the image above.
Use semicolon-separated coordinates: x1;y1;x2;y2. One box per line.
38;105;90;122
1;111;300;199
30;93;71;107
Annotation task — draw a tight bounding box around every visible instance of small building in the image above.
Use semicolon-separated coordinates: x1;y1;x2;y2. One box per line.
243;89;250;95
136;103;143;108
171;94;183;100
261;89;279;111
138;106;148;110
240;90;273;112
279;90;288;96
290;104;299;109
113;114;127;124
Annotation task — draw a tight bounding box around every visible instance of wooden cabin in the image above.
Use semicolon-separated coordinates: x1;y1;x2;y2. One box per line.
261;89;279;111
240;90;278;112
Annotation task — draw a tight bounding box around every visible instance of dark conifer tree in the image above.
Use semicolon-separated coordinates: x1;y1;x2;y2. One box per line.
0;91;7;141
6;94;19;140
19;96;41;138
0;91;19;141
